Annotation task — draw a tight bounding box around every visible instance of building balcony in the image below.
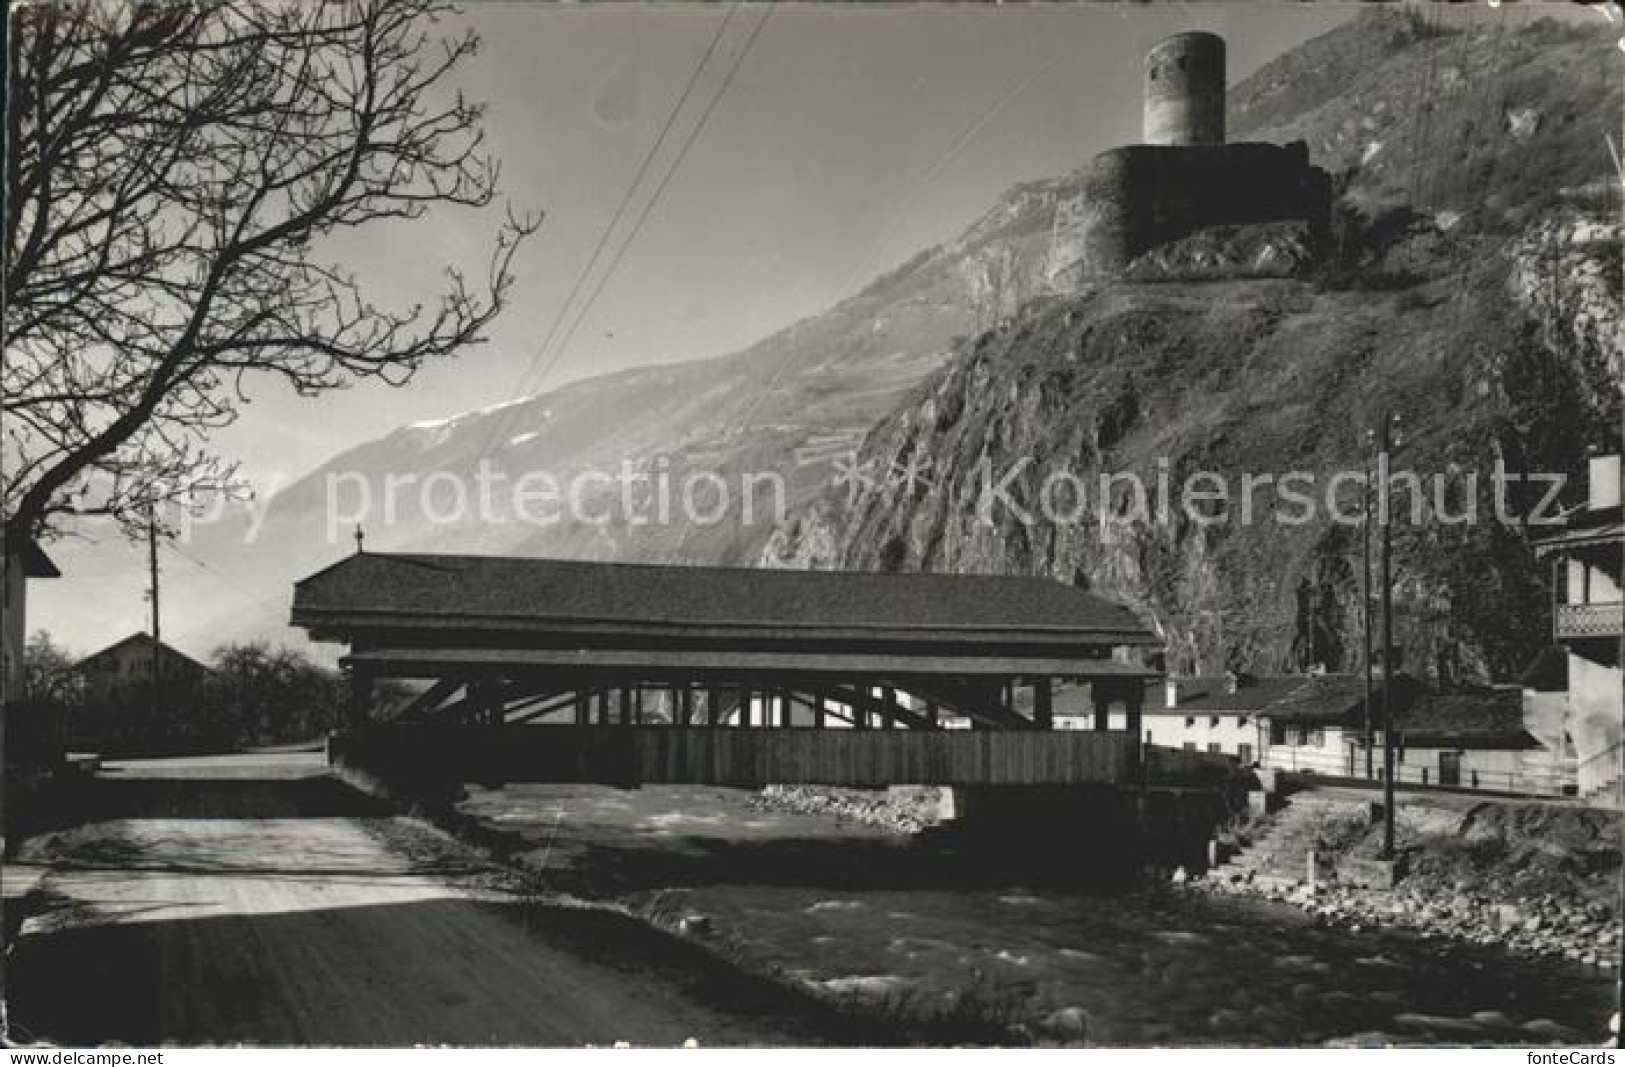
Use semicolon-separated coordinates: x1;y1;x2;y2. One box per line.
1556;601;1624;640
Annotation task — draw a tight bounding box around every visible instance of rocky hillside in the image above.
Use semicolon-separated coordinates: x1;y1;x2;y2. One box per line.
1232;9;1619;224
763;12;1623;684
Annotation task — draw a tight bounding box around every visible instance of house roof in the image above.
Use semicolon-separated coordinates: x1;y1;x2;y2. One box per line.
1519;644;1569;693
291;552;1160;649
1397;688;1538;749
1253;674;1537;749
1255;671;1428;724
1532;504;1623;557
1144;674;1308;715
74;633;209;674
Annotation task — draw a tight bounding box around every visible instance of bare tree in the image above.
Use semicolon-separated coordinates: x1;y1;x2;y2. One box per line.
3;0;537;542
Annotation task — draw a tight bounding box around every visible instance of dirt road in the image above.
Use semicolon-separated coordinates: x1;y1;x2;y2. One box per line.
4;756;825;1046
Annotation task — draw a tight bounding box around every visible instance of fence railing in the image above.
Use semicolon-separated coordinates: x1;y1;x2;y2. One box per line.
1577;739;1624;796
1266;746;1576;797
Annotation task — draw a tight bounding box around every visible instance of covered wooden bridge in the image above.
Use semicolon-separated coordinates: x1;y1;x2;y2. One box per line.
290;552;1162;788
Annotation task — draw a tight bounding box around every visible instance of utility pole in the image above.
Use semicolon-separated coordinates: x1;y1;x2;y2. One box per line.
1362;446;1375;780
1374;412;1400;860
147;506;161;722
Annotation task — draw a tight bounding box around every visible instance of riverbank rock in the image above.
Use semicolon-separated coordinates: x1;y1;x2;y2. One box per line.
821;975;913;1001
1521;1018;1585;1042
677;913;712;936
1187;795;1622;969
752;785;939;833
1393;1012;1490;1038
1040;1006;1090;1043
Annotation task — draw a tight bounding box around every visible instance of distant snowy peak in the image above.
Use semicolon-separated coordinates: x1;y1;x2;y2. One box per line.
405;393;535;433
397;393;545;450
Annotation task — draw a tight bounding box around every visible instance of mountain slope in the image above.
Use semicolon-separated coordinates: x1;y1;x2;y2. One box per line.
1232;9;1620;220
763;235;1617;683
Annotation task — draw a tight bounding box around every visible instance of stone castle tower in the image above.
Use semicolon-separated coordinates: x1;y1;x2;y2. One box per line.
1070;31;1331;277
1143;31;1226;147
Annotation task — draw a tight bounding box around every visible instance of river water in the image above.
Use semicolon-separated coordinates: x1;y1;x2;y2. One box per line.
458;783;1617;1046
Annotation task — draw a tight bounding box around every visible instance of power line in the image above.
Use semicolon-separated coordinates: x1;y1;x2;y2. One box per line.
480;3;772;462
163;539;264;605
477;0;778;560
834;55;1061;300
474;3;744;462
671;45;1056;558
533;4;776;407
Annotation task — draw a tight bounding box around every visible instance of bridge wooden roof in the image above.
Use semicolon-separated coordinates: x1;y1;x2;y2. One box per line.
343;646;1159;680
291;552;1159;655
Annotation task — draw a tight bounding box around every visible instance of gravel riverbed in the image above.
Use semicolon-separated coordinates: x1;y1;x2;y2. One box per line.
1188;869;1622;972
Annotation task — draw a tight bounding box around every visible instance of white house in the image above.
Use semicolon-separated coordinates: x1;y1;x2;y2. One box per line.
1385;687;1549;792
1258;672;1557;793
2;534;60;706
1134;672;1307;764
1255;672;1421;777
1520;645;1578;794
1532;453;1623;806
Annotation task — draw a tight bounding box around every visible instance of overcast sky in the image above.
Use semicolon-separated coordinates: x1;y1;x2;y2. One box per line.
37;1;1388;655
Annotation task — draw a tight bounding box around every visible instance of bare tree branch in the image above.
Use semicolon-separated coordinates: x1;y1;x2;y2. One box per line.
3;0;539;543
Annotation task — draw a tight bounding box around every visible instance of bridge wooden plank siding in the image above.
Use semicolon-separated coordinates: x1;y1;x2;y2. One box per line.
291;553;1161;789
328;727;1142;788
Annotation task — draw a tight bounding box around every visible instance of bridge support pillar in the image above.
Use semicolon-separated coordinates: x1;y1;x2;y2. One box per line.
347;664;374;728
468;679;498;725
1034;678;1054;730
1125;695;1144;771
